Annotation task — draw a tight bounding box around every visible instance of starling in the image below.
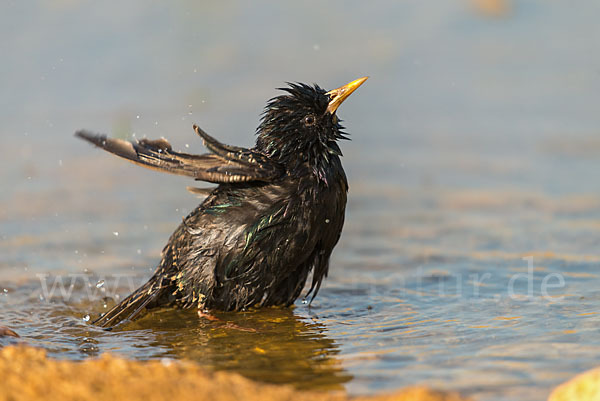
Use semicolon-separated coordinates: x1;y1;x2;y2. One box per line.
76;77;367;328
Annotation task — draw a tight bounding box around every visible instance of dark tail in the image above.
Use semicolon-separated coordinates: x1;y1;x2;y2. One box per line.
93;279;165;329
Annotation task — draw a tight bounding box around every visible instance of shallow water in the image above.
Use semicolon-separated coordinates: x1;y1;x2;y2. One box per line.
2;1;600;401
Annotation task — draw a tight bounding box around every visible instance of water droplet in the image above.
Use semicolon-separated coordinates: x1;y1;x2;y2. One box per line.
136;115;140;119
79;342;100;355
113;231;119;236
185;143;190;148
82;314;90;322
95;280;105;289
325;219;330;224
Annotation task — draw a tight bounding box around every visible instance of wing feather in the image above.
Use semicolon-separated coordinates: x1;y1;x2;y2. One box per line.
75;127;282;184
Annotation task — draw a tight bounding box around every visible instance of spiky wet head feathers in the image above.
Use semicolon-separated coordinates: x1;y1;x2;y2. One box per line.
255;83;348;178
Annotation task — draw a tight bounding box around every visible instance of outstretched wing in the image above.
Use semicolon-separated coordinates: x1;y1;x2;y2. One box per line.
75;125;283;184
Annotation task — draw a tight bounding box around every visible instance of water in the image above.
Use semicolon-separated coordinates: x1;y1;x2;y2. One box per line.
1;1;600;400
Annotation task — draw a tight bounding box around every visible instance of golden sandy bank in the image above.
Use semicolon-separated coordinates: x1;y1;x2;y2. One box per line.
0;346;469;401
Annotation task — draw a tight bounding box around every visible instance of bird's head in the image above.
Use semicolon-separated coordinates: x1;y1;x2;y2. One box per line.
256;77;367;180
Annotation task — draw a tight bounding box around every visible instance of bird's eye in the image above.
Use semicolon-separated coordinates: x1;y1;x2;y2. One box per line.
303;115;316;126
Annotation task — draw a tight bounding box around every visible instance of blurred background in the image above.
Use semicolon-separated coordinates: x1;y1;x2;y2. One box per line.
1;1;600;401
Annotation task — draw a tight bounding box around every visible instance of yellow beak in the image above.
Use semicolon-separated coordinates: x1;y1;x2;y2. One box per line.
326;76;368;114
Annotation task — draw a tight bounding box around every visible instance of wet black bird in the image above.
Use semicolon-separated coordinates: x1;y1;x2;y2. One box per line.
76;77;367;328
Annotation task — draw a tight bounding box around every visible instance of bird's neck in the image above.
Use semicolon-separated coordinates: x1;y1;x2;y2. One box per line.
257;136;343;186
286;152;344;187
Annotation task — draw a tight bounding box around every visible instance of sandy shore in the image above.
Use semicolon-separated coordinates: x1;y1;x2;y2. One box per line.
0;345;468;401
2;344;599;401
